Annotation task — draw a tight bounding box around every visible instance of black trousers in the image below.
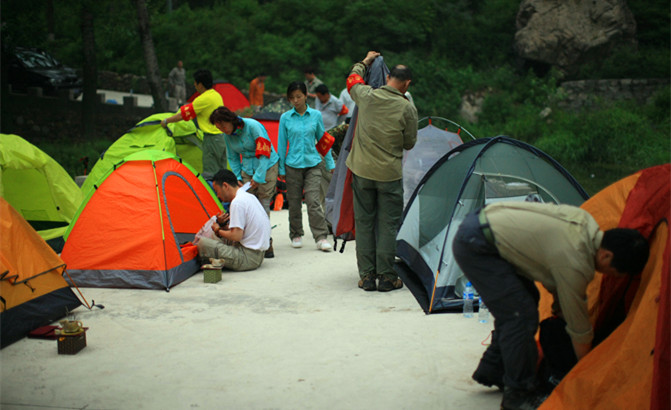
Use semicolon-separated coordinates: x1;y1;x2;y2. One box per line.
452;211;540;391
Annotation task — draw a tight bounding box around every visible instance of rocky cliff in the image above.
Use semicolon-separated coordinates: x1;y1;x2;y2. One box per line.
514;0;637;75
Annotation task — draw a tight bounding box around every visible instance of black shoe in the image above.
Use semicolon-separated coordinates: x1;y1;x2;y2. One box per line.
473;334;505;390
377;276;403;292
265;238;274;258
473;369;504;391
358;273;377;291
501;387;548;410
473;360;504;390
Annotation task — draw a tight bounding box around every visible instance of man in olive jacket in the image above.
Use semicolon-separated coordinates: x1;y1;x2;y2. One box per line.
346;51;418;292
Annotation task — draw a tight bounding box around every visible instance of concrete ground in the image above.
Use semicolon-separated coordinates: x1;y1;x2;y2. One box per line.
0;208;501;410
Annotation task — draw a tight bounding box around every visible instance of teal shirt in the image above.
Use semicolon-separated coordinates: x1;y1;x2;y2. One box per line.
277;107;335;175
224;118;279;184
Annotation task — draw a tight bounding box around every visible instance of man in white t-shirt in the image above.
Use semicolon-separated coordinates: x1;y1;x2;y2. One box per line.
196;169;271;271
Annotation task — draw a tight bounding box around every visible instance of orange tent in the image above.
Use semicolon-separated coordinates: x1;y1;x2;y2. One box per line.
60;150;222;290
540;164;670;409
0;198;81;348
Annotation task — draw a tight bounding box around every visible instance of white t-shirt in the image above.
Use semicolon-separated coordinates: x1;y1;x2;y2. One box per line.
229;190;271;251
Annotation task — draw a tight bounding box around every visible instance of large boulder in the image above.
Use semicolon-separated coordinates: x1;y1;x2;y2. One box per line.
514;0;637;75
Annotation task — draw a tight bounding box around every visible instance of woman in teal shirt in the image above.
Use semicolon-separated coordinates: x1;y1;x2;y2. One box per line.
277;81;335;252
210;107;279;257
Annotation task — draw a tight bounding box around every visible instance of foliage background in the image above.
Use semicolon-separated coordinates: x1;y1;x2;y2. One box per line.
1;0;669;194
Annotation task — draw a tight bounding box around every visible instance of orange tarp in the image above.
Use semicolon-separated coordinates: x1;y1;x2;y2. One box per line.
0;198;68;310
540;164;670;410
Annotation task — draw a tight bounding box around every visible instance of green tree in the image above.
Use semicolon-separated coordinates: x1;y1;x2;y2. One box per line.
135;0;167;111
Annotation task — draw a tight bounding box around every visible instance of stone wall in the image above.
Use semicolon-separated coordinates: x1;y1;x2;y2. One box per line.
558;78;669;110
98;70;196;96
1;88;156;143
460;77;669;122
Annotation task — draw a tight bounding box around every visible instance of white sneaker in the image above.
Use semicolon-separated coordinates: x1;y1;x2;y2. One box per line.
291;237;303;248
316;239;333;252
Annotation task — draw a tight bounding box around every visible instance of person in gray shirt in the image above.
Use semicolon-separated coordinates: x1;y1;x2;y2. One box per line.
169;60;186;105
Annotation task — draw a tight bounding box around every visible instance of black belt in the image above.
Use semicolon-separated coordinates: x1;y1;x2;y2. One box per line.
478;210;495;245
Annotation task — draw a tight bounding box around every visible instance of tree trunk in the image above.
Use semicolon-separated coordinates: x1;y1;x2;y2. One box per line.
46;0;55;42
135;0;167;112
80;2;97;139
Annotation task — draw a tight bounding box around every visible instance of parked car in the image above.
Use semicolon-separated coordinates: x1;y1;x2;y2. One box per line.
3;47;82;97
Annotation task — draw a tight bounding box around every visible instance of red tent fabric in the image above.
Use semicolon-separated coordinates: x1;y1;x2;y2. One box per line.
256;118;279;149
187;81;250;113
325;57;390;245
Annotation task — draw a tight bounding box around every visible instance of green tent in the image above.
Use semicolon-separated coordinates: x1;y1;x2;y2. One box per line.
395;136;589;313
0;134;83;252
80;113;203;195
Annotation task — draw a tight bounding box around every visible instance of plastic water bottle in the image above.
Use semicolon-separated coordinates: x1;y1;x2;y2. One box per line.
463;282;474;318
478;299;489;323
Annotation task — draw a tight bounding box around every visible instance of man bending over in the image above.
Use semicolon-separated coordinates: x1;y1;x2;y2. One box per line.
452;202;649;410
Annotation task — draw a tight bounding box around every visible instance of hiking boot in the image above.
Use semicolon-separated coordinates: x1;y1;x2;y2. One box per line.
377;276;403;292
473;369;504;391
291;237;303;248
501;387;547;410
472;358;504;390
316;239;332;252
265;238;274;258
358;273;377;291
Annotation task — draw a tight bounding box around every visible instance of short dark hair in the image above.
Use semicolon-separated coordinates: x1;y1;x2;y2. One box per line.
209;106;243;129
287;81;307;98
389;65;412;82
602;228;650;275
304;67;316;74
315;84;329;95
212;169;238;187
193;69;213;89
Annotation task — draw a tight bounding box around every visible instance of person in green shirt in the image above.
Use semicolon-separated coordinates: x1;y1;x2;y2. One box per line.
452;202;649;410
346;51;418;292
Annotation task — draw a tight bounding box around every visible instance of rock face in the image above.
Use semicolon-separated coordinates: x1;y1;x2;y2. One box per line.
514;0;637;74
459;88;491;123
